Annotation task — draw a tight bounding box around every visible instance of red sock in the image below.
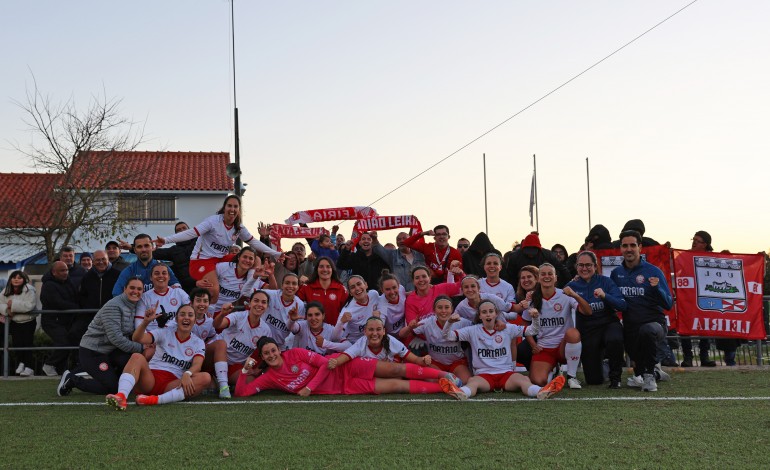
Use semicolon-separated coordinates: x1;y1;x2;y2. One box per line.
408;380;442;394
404;363;443;380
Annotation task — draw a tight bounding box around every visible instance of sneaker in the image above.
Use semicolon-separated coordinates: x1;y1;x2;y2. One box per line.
136;394;159;406
608;381;621;389
219;385;232;399
42;364;58;377
57;370;73;397
654;364;671;382
537;375;565;400
661;358;678;367
20;367;35;377
15;362;25;375
641;373;657;392
700;359;717;367
567;376;582;389
680;358;693;367
106;392;128;411
445;373;463;387
626;375;643;388
438;378;468;401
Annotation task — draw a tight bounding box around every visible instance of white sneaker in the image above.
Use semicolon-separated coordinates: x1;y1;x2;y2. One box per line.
641;373;657;392
15;362;25;375
626;375;643;388
42;364;58;377
654;364;671;382
567;376;582;389
20;367;35;377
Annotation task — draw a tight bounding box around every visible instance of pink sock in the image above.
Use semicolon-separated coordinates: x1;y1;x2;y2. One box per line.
404;363;442;380
408;380;442;394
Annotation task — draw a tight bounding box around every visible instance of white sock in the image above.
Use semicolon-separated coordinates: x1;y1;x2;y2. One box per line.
565;342;582;378
460;386;472;397
157;387;186;405
215;361;229;388
527;385;541;397
117;373;136;397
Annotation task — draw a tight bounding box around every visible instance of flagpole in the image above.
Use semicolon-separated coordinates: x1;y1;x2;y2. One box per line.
586;157;591;231
534;154;539;232
483;153;489;234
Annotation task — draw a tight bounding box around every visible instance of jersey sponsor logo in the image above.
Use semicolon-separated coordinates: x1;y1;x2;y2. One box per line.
184;347;193;357
209;241;230;254
160;352;192;370
219;286;240;299
287;369;310;390
265;313;288;332
619;286;645;297
635;275;646;284
590;301;605;312
429;343;459;354
541;317;566;328
477;347;507;358
229;337;256;356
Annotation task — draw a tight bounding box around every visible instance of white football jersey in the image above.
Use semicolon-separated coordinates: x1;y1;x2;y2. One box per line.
455;323;526;375
480;278;516;309
338;290;380;344
135;288;191;331
378;285;406;335
343;334;409;362
412;315;471;365
209;262;252;314
263;290;305;349
291;320;350;355
454;293;509;321
220;310;272;365
167;316;218;344
522;288;577;349
148;328;205;378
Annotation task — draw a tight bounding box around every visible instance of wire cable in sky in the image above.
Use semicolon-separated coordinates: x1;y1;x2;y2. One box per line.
359;0;700;213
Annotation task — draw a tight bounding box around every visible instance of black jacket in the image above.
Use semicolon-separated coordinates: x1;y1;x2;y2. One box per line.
462;232;501;277
153;238;197;293
79;267;121;309
337;247;390;292
502;247;571;288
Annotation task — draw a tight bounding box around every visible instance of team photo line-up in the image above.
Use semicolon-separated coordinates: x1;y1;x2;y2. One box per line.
2;195;733;409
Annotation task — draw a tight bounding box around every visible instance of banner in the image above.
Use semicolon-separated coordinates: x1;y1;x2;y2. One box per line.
269;224;328;251
673;250;766;339
284;206;378;225
593;245;677;330
349;215;422;249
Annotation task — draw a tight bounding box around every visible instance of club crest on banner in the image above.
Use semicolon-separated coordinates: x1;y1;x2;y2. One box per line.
693;256;747;313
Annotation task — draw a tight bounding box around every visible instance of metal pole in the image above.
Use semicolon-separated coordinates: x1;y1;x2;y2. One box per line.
231;0;242;198
483;153;489;234
586;157;592;231
3;319;9;378
757;340;763;366
533;154;539;232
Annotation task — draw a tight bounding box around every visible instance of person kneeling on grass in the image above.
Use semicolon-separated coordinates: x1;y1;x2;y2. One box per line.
105;304;211;410
234;335;464;399
437;300;565;400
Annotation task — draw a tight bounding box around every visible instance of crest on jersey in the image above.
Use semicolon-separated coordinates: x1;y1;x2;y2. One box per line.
494;335;503;344
198;265;206;273
635;275;645;284
329;293;337;300
694;256;747;313
185;347;194;356
291;365;299;373
554;303;563;312
99;362;109;371
171;298;178;306
252;336;259;346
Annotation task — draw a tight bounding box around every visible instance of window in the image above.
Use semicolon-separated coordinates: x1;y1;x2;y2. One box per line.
117;196;176;222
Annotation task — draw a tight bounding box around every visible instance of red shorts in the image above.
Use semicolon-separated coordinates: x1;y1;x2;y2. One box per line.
478;371;515;391
149;369;180;395
432;357;469;373
532;346;566;368
189;255;235;280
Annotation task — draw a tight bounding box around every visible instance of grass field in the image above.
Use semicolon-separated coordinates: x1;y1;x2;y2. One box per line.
1;368;769;469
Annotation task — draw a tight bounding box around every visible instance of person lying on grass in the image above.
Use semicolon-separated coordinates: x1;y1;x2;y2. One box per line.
234;335;465;399
437;299;565;400
105;304;211;410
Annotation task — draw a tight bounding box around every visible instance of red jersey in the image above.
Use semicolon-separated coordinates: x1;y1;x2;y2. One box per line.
403;233;463;282
297;280;347;326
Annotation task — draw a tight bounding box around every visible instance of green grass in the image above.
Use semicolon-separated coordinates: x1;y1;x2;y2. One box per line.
1;369;769;469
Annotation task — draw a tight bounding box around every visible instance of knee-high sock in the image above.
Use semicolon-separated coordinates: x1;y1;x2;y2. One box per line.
565;342;582;378
408;380;442;394
117;373;136;397
214;361;229;388
404;363;442;380
157;387;186;404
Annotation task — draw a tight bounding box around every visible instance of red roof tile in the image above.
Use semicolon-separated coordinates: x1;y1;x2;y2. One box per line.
0;173;60;228
67;151;234;191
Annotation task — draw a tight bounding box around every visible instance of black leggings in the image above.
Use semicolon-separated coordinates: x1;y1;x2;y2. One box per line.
580;322;624;384
71;347;133;395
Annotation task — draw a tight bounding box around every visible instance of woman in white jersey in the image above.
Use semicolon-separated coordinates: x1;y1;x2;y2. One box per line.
204;247;262;312
438;299;564;400
154;195;283;298
261;273;305;350
214;290;274;383
135;264;190;332
334;275;380;344
105;305;210;410
479;253;516;311
377;271;407;337
287;302;351;355
514;265;540;368
411;296;473;383
524;263;592;389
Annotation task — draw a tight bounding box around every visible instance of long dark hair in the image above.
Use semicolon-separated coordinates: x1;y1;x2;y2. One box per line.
232;246;257;270
308;256;341;284
217;195;242;232
3;271;29;297
530;263;556;311
256;336;279;371
365;316;390;356
343;275;367;308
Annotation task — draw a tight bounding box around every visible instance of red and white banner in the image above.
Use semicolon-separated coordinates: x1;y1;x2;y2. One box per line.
284;206;378;225
350;215;422;248
269;224;328;251
593;245;677;330
673;250;766;339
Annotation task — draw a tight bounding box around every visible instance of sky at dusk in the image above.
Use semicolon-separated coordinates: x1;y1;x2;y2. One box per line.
2;1;768;255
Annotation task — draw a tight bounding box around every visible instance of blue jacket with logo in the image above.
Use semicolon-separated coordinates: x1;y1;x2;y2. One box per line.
610;260;673;326
567;274;626;333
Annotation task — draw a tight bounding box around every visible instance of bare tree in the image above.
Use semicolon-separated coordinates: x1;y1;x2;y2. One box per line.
4;75;149;262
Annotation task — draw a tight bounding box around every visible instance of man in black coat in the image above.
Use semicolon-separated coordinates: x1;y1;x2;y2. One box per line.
502;233;570;288
40;261;81;376
75;250;120;340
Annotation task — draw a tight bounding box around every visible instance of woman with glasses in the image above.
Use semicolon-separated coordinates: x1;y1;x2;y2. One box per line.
566;251;627;388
